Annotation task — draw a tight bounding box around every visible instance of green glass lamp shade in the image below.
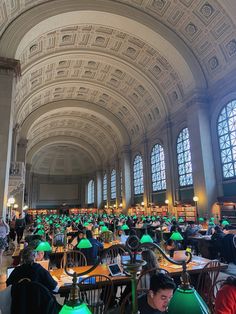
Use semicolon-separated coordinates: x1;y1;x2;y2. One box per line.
208;221;215;226
83;222;89;227
178;218;184;223
101;226;109;232
210;217;215;221
140;234;154;243
59;303;92;314
168;287;210;314
222;220;230;226
170;232;184;241
36;229;44;235
99;221;104;226
77;238;92;249
198;217;204;222
121;224;129;230
152;217;156;221
172;216;176;220
35;241;52;251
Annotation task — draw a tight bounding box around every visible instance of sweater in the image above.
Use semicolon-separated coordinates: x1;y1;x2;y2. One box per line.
215;284;236;314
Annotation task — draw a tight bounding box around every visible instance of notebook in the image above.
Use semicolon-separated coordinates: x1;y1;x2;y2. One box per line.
7;267;15;278
173;250;188;262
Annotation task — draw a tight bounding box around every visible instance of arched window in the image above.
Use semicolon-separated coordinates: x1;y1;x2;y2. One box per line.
87;179;94;204
111;169;116;199
176;127;193;187
133;154;144;195
218;100;236;178
151;144;166;191
103;173;107;201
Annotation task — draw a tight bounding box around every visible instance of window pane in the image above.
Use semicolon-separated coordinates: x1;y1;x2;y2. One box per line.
133;155;144;195
218;100;236;179
151;144;166;192
111;169;116;199
177;128;193;187
103;174;107;201
87;180;94;204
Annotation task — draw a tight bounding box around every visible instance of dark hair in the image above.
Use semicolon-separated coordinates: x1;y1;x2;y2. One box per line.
86;230;93;239
22;247;36;264
214;225;222;233
142;250;159;272
150;273;176;293
223;276;236;287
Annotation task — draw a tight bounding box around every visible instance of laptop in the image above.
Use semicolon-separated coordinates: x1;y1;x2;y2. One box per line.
36;260;50;270
173;250;188;262
108;263;124;277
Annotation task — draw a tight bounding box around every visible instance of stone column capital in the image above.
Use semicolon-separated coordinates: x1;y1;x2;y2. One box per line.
0;57;21;76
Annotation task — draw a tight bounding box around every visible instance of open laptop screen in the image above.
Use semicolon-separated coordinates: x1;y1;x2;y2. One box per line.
108;263;122;276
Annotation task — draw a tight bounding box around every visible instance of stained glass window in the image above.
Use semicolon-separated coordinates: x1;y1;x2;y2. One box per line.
218;100;236;178
151;144;166;191
111;169;116;199
103;173;107;201
133;154;144;195
87;179;94;204
176;128;193;187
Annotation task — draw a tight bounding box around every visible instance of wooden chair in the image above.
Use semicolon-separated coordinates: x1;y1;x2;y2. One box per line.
208;279;225;313
102;245;126;264
137;267;170;289
195;260;221;305
120;288;148;314
60;250;87;268
79;274;113;314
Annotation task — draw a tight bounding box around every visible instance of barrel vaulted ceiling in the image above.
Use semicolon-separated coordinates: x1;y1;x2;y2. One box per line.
0;0;236;175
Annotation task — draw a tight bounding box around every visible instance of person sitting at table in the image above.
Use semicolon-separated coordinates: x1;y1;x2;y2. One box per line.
126;272;176;314
6;246;59;293
170;221;182;234
210;225;225;259
120;229;129;244
185;221;200;255
85;230;103;264
215;276;236;314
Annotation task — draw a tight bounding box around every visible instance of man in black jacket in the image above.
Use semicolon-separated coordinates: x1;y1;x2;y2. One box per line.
6;246;59;292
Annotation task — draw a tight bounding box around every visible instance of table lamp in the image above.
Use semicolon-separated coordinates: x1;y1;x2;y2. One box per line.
35;241;52;251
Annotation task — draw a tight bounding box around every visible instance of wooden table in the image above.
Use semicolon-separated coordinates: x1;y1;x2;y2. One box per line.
0;255;227;293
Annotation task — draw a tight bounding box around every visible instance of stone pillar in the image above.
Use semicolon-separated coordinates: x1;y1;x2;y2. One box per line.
15;138;28;210
107;166;111;208
25;163;32;206
142;136;151;210
187;95;217;216
11;124;19;162
0;57;20;218
121;145;131;213
96;170;102;209
16;138;28;162
164;119;175;212
115;158;121;207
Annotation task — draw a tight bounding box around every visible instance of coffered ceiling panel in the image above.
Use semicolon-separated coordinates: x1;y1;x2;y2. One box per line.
0;0;235;176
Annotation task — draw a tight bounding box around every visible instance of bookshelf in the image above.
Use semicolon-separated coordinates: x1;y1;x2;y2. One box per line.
175;205;196;222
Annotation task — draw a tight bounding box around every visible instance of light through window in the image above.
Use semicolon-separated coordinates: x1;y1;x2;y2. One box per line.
151;144;166;191
218;100;236;178
133;154;144;195
103;173;107;201
87;179;94;204
176;128;193;187
111;169;116;199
